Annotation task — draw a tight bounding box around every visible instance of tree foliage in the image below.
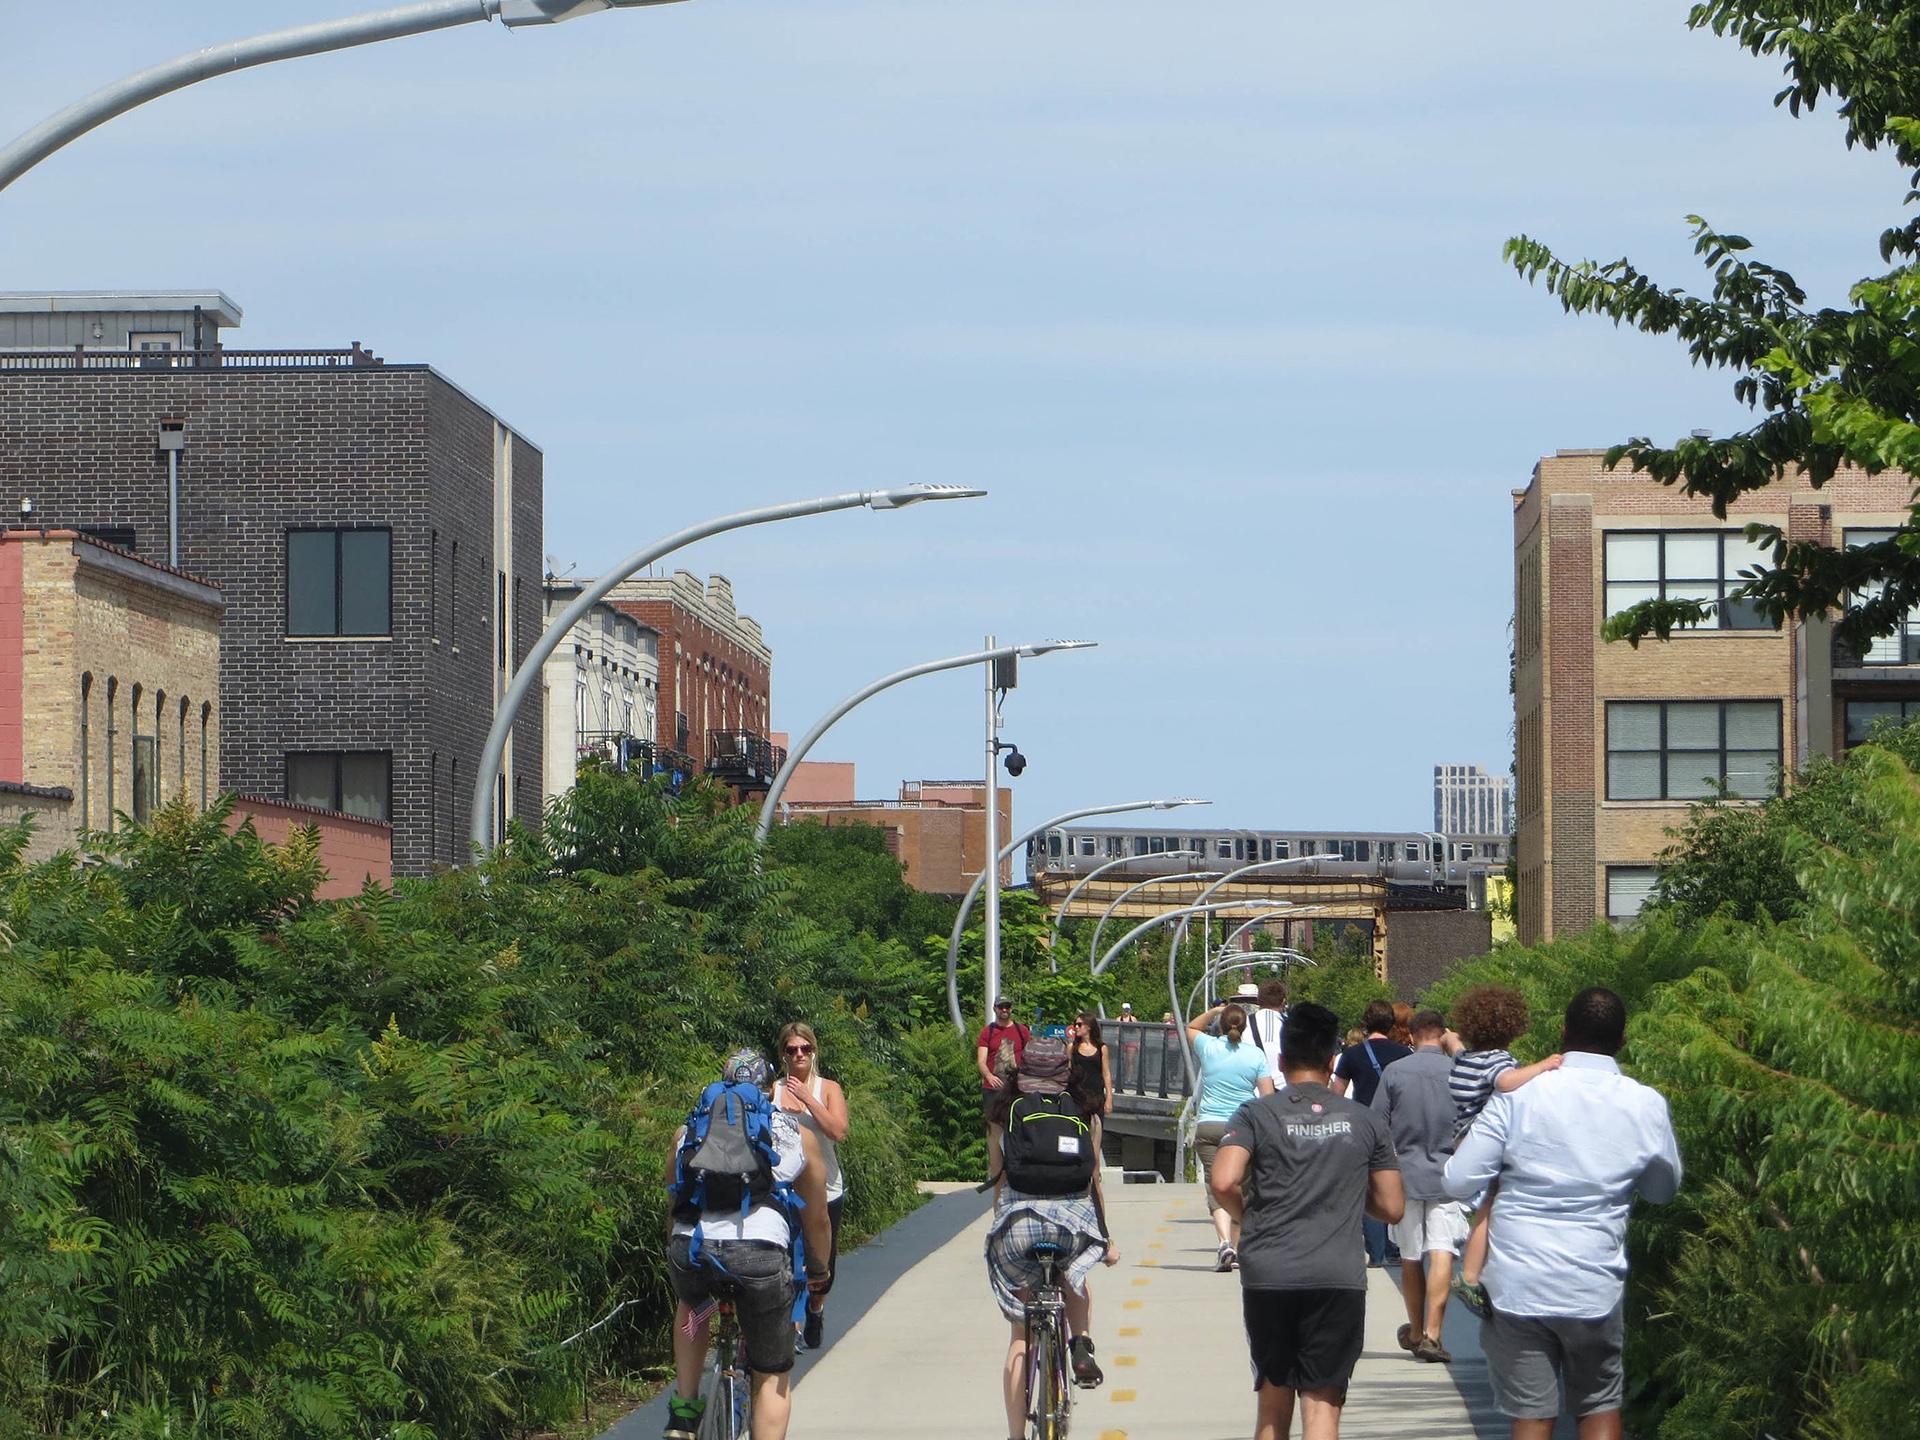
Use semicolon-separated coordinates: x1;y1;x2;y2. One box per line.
1424;729;1920;1438
0;774;958;1438
1509;2;1920;650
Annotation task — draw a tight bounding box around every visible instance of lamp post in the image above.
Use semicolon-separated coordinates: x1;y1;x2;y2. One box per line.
1162;853;1340;1006
1084;869;1225;971
1048;848;1204;940
945;797;1210;1031
0;0;692;194
470;484;985;857
1090;899;1298;979
752;639;1093;847
1182;949;1317;1033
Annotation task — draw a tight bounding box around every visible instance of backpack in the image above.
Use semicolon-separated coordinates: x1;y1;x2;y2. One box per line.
989;1022;1029;1079
1002;1090;1097;1196
669;1080;813;1322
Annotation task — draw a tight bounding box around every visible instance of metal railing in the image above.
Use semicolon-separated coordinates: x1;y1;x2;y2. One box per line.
0;344;384;371
706;729;785;786
1107;1021;1191;1102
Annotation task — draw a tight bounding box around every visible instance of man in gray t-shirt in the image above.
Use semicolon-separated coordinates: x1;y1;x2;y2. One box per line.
1212;1004;1403;1440
1371;1008;1472;1364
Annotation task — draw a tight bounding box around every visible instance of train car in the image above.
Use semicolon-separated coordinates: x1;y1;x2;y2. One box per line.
1028;825;1509;890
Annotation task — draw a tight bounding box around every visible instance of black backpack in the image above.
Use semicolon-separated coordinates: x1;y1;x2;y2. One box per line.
1002;1090;1097;1196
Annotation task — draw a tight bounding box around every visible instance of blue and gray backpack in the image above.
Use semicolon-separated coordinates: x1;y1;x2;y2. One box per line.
669;1069;812;1321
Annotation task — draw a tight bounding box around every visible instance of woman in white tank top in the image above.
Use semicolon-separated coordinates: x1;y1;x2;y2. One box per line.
775;1021;849;1349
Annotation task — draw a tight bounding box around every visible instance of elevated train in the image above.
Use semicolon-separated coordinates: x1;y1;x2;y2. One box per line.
1028;825;1510;891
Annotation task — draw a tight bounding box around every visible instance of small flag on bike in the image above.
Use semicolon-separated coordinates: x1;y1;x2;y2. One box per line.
681;1300;720;1338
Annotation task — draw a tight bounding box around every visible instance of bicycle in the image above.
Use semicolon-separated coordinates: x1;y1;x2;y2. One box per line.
696;1302;752;1440
1022;1243;1073;1440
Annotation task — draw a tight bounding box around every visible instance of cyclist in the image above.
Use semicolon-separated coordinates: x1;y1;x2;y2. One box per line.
663;1048;834;1440
984;1036;1120;1440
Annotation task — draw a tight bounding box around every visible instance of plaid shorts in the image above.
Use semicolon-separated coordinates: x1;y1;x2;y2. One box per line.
983;1192;1107;1321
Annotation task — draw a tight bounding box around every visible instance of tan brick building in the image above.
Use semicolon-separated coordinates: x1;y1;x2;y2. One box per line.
1513;451;1920;942
786;779;1014;895
0;529;222;859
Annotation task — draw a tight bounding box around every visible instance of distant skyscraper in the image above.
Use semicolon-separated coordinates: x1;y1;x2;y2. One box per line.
1435;763;1512;836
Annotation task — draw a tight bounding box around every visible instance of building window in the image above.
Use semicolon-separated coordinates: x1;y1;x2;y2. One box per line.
104;678;118;832
131;735;158;824
1842;529;1920;663
1603;530;1771;630
286;750;391;822
449;756;460;863
199;703;211;808
178;697;189;798
1844;700;1920;748
1607;866;1660;922
287;528;391;637
1605;700;1780;800
497;571;508;667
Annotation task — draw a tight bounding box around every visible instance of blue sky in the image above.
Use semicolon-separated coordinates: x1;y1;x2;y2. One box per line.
1;1;1901;852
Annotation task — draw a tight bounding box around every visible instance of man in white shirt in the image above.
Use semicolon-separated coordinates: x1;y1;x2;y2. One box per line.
1442;987;1681;1440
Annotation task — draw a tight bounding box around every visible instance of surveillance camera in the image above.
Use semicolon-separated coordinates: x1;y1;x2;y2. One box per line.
1002;746;1027;778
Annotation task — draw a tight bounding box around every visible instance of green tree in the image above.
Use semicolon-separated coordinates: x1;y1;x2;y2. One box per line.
1507;2;1920;650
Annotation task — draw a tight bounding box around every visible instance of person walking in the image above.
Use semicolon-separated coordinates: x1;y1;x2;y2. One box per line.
1187;1001;1275;1271
1370;1008;1471;1363
1114;1002;1141;1091
1067;1011;1113;1118
1208;1003;1405;1440
1443;987;1681;1440
1330;1000;1413;1268
773;1021;849;1350
1245;978;1290;1086
977;998;1031;1142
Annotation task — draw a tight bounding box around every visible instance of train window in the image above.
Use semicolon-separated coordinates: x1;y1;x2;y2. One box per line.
1300;839;1315;856
1217;839;1232;858
1355;840;1371;862
1079;837;1096;857
1259;839;1271;861
1148;835;1166;854
1404;842;1421;861
1235;838;1247;860
1460;843;1476;859
1329;840;1346;859
1274;840;1289;859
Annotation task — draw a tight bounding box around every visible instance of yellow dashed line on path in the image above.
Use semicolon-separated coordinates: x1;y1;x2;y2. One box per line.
1147;1242;1163;1252
1154;1226;1170;1234
1138;1258;1158;1267
1129;1277;1151;1287
1111;1391;1137;1404
1117;1326;1141;1337
1122;1300;1145;1310
1100;1431;1128;1440
1113;1356;1138;1368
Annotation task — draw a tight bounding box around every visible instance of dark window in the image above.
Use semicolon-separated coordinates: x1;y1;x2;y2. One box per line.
79;525;137;552
1605;701;1780;800
1355;840;1371;862
1844;700;1920;748
497;571;508;666
1603;530;1772;631
286;750;391;822
131;736;157;824
430;530;439;643
287;528;391;637
1842;529;1920;663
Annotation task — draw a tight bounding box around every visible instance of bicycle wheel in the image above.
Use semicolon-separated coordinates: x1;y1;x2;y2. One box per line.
1028;1317;1065;1440
697;1336;750;1440
1048;1318;1073;1440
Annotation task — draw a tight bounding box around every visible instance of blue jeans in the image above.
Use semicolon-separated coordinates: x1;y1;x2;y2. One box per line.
1362;1215;1400;1266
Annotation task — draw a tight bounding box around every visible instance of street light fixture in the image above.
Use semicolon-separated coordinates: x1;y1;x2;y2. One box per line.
0;0;696;194
945;797;1210;1031
470;483;984;857
1048;848;1205;941
1084;869;1225;970
752;639;1094;847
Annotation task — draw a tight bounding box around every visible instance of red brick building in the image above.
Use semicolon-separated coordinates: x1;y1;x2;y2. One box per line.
606;571;776;789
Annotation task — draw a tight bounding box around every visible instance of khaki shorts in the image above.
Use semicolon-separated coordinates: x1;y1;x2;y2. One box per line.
1194;1121;1235;1214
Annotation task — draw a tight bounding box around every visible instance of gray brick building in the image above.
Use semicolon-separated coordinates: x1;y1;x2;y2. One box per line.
0;291;542;876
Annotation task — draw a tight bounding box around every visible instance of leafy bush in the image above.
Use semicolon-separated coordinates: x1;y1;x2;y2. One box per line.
0;773;953;1438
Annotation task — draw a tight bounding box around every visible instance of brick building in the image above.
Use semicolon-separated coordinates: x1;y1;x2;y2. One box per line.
541;580;660;802
1512;449;1920;942
606;570;777;791
0;528;222;862
784;778;1013;894
0;292;543;876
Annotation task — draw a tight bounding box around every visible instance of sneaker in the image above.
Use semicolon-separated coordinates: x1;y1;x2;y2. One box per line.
1215;1244;1237;1273
1451;1277;1491;1320
664;1396;706;1440
1413;1336;1454;1364
1069;1335;1104;1388
803;1308;825;1350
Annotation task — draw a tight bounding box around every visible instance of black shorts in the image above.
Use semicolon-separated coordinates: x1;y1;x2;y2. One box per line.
1242;1287;1367;1395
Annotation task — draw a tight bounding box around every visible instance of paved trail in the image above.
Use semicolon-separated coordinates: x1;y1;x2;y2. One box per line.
782;1182;1502;1440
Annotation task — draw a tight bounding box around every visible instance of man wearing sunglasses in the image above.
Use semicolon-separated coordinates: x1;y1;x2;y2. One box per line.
977;998;1032;1142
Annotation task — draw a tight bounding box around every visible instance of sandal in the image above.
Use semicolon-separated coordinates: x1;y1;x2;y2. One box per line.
1396;1323;1421;1352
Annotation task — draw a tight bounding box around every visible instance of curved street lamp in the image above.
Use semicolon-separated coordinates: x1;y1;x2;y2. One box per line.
1161;853;1341;1010
1084;869;1225;971
1048;848;1204;940
471;484;984;857
0;0;691;195
944;797;1210;1031
753;639;1094;847
1090;899;1299;979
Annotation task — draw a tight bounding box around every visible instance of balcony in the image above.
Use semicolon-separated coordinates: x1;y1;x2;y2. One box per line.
706;729;786;794
578;731;695;790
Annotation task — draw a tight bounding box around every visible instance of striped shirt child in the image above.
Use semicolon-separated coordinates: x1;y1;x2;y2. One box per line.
1450;1048;1516;1140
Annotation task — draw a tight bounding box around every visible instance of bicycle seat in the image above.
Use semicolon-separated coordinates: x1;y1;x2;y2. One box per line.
1029;1242;1064;1259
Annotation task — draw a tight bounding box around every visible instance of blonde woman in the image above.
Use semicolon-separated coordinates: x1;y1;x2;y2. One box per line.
774;1021;849;1350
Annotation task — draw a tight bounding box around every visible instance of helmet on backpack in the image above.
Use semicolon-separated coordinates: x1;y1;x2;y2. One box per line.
722;1047;773;1090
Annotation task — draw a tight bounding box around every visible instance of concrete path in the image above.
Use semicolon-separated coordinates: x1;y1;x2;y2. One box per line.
780;1182;1504;1440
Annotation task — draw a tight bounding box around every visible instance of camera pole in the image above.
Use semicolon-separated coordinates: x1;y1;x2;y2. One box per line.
982;635;1003;1025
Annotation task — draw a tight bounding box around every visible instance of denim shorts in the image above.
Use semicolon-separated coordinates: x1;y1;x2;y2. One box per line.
668;1236;797;1375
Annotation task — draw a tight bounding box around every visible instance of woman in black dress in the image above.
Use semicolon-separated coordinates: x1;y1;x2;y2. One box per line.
1067;1011;1113;1117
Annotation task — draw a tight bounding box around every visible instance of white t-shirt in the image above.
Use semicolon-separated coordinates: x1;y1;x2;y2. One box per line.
1248;1006;1286;1083
672;1108;806;1245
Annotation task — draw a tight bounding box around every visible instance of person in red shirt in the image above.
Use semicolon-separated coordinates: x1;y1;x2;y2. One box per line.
976;998;1031;1140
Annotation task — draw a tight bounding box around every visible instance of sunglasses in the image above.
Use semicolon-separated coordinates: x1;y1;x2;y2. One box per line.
784;1044;815;1057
